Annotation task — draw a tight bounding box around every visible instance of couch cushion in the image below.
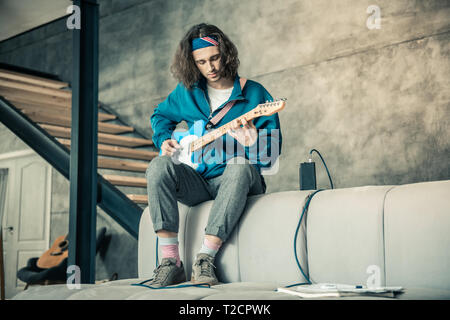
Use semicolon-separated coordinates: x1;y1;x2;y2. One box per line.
201;282;300;300
11;283;86;300
394;287;450;300
238;191;312;286
306;186;394;285
384;180;450;290
16;280;448;300
11;279;221;300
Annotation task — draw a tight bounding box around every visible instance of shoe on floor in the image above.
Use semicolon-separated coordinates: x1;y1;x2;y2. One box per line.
147;257;186;288
191;253;219;286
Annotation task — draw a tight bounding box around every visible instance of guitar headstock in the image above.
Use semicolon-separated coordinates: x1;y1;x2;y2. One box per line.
253;98;287;117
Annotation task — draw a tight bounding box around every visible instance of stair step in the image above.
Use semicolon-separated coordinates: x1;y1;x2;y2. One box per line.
0;86;70;108
126;194;148;204
103;174;147;187
23;110;134;134
0;78;71;99
98;158;148;172
58;138;158;161
40;124;153;147
11;100;116;121
0;93;112;120
0;68;69;89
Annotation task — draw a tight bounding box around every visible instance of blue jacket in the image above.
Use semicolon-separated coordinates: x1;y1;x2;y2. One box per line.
150;75;282;179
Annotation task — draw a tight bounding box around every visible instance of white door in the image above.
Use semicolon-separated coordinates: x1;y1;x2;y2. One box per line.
0;150;51;299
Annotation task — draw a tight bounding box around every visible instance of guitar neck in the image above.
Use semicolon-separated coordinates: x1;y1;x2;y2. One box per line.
189;98;286;152
190;110;257;152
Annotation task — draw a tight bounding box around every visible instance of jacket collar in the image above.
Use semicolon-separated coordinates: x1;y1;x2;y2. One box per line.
195;74;246;102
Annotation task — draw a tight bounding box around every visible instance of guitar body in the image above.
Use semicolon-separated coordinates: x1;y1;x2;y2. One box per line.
37;235;69;269
159;120;208;173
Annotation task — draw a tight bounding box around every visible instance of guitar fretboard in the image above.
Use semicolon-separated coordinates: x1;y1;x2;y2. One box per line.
188;98;286;152
189;109;261;152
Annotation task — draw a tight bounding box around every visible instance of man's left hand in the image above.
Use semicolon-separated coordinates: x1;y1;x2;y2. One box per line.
227;118;258;146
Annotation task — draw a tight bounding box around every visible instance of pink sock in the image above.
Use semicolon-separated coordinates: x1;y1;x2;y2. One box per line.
159;240;181;267
199;237;222;258
204;238;221;251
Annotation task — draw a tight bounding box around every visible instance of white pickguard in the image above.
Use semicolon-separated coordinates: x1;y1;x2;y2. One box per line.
171;134;199;169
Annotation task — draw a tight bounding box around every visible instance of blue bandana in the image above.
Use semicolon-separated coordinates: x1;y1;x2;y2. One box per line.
191;36;219;51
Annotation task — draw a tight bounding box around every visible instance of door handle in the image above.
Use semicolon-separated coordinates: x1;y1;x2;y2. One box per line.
3;226;13;234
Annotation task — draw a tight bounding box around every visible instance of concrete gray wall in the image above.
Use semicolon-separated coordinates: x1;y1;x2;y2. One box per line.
0;0;449;279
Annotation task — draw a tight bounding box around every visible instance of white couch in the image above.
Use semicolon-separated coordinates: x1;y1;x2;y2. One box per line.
13;180;450;300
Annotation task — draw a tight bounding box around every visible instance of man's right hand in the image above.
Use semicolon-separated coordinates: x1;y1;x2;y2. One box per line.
161;139;181;156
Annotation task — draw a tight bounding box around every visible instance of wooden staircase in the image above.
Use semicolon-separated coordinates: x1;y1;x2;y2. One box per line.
0;68;157;205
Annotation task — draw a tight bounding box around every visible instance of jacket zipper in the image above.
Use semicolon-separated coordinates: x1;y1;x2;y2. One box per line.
202;90;213;121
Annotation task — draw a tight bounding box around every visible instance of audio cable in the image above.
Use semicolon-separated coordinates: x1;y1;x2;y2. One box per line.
309;148;334;189
286;149;333;288
286;189;324;287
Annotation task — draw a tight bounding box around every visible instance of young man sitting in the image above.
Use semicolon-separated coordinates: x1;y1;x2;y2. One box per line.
146;23;282;287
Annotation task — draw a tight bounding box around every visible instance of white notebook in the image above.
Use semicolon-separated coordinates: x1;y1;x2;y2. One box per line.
277;283;404;298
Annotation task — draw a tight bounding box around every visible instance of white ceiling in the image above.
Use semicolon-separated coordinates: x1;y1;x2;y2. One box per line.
0;0;72;42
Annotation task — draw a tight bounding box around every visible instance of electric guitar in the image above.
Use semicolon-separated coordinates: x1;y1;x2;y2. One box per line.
160;99;286;172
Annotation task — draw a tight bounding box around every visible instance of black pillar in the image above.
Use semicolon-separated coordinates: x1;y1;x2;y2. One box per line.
68;0;99;284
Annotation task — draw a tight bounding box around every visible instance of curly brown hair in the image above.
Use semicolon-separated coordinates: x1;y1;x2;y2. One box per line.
170;23;240;89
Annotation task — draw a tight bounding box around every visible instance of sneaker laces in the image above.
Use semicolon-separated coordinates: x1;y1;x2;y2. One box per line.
151;259;174;284
194;257;216;278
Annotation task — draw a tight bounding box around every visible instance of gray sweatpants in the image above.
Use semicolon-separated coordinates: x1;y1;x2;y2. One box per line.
145;156;266;242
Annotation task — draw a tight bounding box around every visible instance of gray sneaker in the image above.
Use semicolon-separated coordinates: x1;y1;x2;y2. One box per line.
191;253;219;286
147;258;186;288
